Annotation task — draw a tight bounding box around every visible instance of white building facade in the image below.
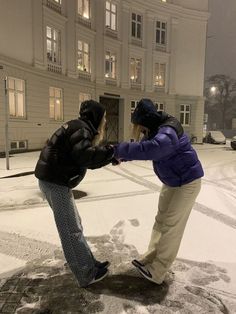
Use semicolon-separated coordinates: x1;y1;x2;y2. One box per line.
0;0;209;152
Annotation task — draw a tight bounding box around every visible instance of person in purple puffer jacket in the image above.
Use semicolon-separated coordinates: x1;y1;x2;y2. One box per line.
113;98;204;285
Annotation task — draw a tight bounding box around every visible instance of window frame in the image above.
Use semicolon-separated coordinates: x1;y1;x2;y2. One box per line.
130;100;138;120
49;87;64;121
131;12;142;39
78;0;90;19
155;102;165;111
156;20;167;46
130;58;142;84
46;25;61;65
180;104;191;126
8;77;26;119
154;62;166;87
105;1;117;31
105;51;117;79
77;40;90;73
79;92;91;112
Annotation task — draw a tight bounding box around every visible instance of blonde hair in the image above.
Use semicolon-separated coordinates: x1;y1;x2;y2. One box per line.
132;124;149;141
92;112;106;146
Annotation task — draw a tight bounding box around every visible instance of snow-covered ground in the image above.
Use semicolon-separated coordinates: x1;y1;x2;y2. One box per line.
0;142;236;313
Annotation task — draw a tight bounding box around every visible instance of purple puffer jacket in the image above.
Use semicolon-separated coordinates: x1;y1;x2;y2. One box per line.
114;126;204;187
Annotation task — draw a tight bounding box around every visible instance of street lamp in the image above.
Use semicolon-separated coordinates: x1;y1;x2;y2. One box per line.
0;65;10;170
210;86;217;94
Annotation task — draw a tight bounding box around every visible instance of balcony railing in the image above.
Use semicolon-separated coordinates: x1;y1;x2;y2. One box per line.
47;63;62;74
46;0;62;14
131;82;141;90
77;15;91;28
155;44;167;52
105;27;118;39
131;37;142;47
78;71;91;81
105;78;117;86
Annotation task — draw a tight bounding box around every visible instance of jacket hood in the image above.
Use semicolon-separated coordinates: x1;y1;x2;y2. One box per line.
131;98;169;131
79;100;105;130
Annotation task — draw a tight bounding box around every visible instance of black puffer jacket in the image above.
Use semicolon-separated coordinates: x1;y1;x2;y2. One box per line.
35;118;114;188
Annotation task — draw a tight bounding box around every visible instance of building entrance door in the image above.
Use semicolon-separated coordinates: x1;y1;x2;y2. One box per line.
99;96;119;143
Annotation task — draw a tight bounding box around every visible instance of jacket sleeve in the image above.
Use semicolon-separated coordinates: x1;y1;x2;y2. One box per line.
113;127;179;161
70;128;114;168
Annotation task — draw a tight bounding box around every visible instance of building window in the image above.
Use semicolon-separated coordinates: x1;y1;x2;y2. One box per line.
10;140;28;151
105;1;117;30
8;77;25;118
180;104;191;126
79;93;91;111
78;0;90;19
77;40;90;72
154;63;166;87
156;20;167;45
131;100;138;120
105;51;116;79
49;87;63;121
130;58;142;84
46;26;61;64
155;102;165;111
131;13;142;39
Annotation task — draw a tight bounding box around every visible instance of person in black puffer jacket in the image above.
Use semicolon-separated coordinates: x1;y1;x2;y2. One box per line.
35;100;114;287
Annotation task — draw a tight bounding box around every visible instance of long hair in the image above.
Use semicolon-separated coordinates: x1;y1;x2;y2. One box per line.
92;112;106;146
132;124;149;141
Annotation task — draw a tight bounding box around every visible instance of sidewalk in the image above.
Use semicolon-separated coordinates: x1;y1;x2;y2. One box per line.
0;145;236;313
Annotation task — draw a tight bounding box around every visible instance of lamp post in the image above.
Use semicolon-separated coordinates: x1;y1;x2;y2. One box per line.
0;65;10;170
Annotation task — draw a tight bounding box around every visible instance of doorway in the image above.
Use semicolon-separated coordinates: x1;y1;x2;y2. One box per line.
99;96;119;143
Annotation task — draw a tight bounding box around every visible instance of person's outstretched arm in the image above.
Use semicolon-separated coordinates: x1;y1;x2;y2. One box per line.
114;127;179;162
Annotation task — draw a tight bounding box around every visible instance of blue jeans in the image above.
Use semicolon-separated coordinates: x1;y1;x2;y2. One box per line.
39;180;97;287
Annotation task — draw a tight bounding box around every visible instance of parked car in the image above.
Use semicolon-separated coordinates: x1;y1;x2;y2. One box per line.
231;136;236;150
203;131;226;144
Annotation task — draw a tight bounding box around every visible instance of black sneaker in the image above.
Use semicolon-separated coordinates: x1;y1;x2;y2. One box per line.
136;265;163;285
132;259;145;268
87;267;109;286
95;260;110;269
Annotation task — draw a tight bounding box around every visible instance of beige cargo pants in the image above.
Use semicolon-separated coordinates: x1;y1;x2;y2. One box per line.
140;178;201;283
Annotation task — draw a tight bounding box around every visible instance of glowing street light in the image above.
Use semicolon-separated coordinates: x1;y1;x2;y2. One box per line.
210;86;217;94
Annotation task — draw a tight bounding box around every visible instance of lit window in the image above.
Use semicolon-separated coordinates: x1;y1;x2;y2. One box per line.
156;20;167;45
53;0;61;3
105;51;116;79
46;26;61;64
130;58;142;84
79;93;91;111
49;87;63;121
180;104;191;126
8;77;26;118
154;63;166;87
77;40;90;72
105;1;117;30
78;0;90;19
131;13;142;39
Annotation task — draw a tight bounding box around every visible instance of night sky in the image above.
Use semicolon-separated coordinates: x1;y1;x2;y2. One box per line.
205;0;236;80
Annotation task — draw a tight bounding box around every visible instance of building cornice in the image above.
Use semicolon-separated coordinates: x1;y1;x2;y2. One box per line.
0;54;93;88
124;0;210;22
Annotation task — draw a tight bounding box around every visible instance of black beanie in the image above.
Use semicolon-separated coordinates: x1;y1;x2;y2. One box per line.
132;98;167;131
79;100;105;130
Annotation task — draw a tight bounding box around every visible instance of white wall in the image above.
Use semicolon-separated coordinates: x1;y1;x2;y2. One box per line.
172;0;208;11
0;0;33;64
174;18;207;96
